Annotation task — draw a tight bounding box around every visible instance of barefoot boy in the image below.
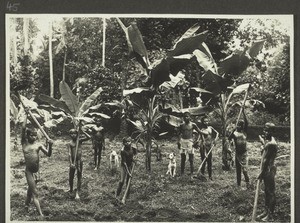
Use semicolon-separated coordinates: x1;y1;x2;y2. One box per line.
21;111;53;216
67;126;90;200
115;137;137;199
228;109;250;188
90;118;105;170
199;116;219;180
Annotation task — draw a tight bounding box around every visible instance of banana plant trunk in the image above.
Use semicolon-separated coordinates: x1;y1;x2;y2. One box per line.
119;117;128;138
145;138;152;171
220;93;232;171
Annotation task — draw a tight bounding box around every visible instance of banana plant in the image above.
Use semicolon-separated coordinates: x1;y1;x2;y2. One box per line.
193;39;265;170
117;20;208;89
127;95;163;171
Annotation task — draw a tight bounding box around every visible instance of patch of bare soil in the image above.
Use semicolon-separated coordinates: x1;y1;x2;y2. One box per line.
9;136;291;222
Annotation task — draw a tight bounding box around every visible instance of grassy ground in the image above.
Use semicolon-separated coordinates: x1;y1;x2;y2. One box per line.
9;136;291;222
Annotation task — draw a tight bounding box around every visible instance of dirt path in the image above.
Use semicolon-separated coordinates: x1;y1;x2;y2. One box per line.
9;136;291;222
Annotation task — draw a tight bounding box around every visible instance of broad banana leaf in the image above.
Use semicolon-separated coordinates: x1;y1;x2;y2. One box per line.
38;94;71;114
202;70;233;95
74;116;95;124
77;87;103;117
51;111;67;119
149;59;170;88
44;117;65;128
167;54;194;76
128;119;145;133
193;49;217;73
190;87;213;94
59;80;79;116
123;87;151;96
20;95;38;109
231;83;250;94
218;50;251;77
159;72;185;90
232;99;265;110
165;115;182;127
248;40;265;58
182;106;212;116
117;18;150;68
173;23;200;45
84;112;111;119
168;30;208;57
10;98;18;120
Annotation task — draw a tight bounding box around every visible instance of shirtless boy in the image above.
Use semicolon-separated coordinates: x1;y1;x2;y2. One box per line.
90;118;105;170
67;127;90;200
228;109;250;188
199;116;219;180
22;112;53;216
178;112;202;175
115;137;137;199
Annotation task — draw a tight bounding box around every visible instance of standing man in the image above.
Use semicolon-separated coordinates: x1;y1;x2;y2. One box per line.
199;116;219;180
228;109;250;188
178;112;202;176
257;122;278;222
21;110;53;216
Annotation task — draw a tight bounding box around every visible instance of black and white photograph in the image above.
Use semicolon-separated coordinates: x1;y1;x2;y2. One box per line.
6;14;294;222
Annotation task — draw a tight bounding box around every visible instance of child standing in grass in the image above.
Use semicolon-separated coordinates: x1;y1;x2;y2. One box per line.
22;109;53;216
67;126;90;200
89;118;105;170
198;116;219;180
115;137;137;199
228;109;250;188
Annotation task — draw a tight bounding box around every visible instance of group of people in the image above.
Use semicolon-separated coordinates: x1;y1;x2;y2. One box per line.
177;111;278;221
20;114;136;217
20;107;278;221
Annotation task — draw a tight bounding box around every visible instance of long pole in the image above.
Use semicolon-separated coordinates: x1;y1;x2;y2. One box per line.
122;162;135;204
235;88;249;127
251;149;266;221
196;144;215;175
17;93;51;141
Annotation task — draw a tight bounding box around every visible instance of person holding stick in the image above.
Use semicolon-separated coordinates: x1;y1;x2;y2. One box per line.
256;122;278;222
67;126;90;200
21;109;53;216
115;137;137;200
228;108;250;188
198;116;219;180
178;112;202;176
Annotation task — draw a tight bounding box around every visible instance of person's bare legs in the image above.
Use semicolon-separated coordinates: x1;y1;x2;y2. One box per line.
25;169;43;216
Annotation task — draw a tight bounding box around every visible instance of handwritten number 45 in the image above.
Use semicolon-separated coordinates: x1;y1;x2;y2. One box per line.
7;2;20;12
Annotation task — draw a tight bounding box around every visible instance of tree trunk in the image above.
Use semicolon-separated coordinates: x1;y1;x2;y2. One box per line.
23;18;29;55
49;21;54;97
102;18;106;68
62;48;67;81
